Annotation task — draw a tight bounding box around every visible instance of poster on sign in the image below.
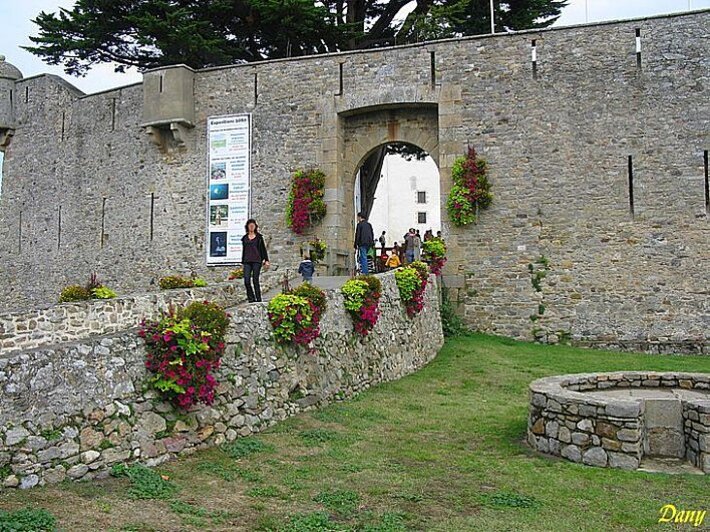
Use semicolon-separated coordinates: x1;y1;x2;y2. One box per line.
206;114;251;265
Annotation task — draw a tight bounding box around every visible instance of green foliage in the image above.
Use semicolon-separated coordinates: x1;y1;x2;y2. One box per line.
159;275;196;290
394;267;422;303
25;1;565;76
528;255;550;292
266;294;315;345
219;437;274;459
281;511;336;532
341;279;369;313
181;300;231;340
287;168;327;234
92;286;117;299
290;283;327;316
440;287;467;337
142;300;228;408
0;507;56;531
307;238;327;262
313;488;360;517
192;278;208;287
359;274;382;295
58;285;92;302
447;148;493;227
422;238;445;259
110;464;178;500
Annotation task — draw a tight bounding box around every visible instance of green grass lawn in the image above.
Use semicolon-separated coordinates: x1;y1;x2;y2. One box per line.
2;334;708;531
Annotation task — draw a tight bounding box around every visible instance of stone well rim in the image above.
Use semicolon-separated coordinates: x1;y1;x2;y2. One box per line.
529;371;710;409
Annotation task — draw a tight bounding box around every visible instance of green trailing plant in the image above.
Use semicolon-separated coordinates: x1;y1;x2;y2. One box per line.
286;168;327;234
341;275;382;335
395;261;429;318
422;238;447;275
446;147;493;226
528;255;550;293
92;286;117;299
139;301;229;409
267;293;319;346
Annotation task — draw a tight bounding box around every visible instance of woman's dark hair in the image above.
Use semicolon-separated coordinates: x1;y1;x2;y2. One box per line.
245;218;258;233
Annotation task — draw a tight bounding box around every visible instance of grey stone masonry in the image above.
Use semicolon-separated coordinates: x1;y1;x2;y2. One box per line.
0;272;443;489
0;10;708;355
0;272;282;354
528;372;710;473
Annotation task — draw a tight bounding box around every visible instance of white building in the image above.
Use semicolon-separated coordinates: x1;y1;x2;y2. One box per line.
366;153;441;248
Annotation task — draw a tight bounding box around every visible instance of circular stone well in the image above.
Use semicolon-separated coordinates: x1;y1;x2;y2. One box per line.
527;372;710;473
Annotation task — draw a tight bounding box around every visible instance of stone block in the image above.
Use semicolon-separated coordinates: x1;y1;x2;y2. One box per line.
607;452;639;470
582;447;608;467
561;444;581;462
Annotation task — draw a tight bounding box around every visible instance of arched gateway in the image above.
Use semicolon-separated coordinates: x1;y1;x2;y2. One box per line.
311;86;466;285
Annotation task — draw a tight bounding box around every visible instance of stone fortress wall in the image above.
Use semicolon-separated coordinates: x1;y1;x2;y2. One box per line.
0;10;708;352
0;272;444;489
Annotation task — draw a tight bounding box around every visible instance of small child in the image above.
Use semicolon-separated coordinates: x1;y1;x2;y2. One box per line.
298;254;315;282
385;251;401;269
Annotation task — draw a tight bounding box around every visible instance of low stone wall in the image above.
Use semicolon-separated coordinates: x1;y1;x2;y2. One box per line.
527;372;710;473
0;272;443;489
0;272;283;354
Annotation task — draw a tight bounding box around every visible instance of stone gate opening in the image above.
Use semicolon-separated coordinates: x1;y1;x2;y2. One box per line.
354;141;441;264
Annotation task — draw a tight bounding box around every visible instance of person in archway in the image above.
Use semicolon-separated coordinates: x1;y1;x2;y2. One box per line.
378;230;386;253
241;219;270;302
354;212;375;274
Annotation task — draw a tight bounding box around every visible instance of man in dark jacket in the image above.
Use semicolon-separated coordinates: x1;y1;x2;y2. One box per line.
354;212;375;274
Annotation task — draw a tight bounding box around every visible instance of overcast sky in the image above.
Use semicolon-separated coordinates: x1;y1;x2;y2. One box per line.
0;0;708;94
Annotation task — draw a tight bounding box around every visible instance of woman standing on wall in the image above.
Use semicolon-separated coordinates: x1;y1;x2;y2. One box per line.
241;219;270;302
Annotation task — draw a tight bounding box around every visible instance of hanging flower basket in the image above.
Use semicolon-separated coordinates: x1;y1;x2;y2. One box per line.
446;147;492;226
286;169;327;234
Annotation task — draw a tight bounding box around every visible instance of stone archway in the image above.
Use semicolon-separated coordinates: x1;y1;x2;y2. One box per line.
324;104;440;272
314;87;466;296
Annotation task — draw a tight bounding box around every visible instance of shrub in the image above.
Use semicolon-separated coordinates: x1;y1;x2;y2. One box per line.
181;300;230;340
395;262;429;318
267;294;319;346
286;169;327;234
59;285;92;302
139;301;229;409
341;275;381;336
447;147;492;226
159;275;195;290
193;278;208;287
422;239;447;276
